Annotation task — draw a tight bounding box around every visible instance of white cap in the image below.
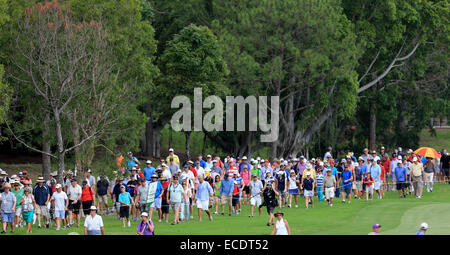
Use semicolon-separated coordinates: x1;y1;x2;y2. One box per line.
169;148;174;152
319;162;324;166
398;156;402;160
408;149;413;153
132;167;137;171
261;159;265;163
306;172;311;176
311;158;315;161
278;171;284;175
280;158;284;161
162;164;167;167
207;154;212;158
141;212;149;217
56;184;62;189
87;169;92;173
11;175;17;179
256;157;261;161
290;170;295;173
374;156;380;161
177;169;182;173
398;147;402;151
242;156;247;160
413;157;418;162
212;160;217;163
420;222;428;230
90;206;97;210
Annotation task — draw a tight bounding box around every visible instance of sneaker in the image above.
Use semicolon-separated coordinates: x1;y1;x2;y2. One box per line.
221;213;224;216
165;220;169;223
1;231;6;234
342;200;345;203
158;219;162;222
295;205;298;208
56;227;60;231
214;211;218;215
366;200;368;202
190;216;193;219
288;204;291;208
128;221;131;227
267;223;271;226
209;216;213;221
228;213;231;216
45;224;49;229
348;201;351;204
62;226;66;230
38;225;41;229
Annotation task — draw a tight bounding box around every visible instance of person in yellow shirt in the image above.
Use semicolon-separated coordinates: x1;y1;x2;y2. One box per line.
166;148;180;166
410;157;425;198
302;164;316;181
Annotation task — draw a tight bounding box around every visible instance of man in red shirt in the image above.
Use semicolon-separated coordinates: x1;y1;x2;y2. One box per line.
381;155;390;191
227;160;239;176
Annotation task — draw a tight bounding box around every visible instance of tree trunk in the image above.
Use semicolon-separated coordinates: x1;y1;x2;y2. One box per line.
72;120;82;173
369;86;377;151
144;103;153;157
155;129;161;158
54;110;65;184
185;131;191;159
42;112;51;179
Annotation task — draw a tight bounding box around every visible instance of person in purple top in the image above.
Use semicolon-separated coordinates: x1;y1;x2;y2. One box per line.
296;157;307;178
137;212;154;235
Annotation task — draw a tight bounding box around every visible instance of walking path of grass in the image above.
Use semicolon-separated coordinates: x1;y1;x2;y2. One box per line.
6;183;450;235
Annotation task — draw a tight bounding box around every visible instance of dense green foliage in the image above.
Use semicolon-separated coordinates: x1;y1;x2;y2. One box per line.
0;0;448;169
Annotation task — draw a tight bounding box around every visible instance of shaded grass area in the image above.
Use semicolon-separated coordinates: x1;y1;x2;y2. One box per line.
6;183;450;235
419;129;450;151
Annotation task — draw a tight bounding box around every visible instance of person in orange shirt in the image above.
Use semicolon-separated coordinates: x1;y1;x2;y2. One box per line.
116;154;124;171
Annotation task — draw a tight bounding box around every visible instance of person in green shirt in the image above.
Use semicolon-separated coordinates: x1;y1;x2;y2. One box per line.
11;181;24;228
213;175;221;214
251;161;261;180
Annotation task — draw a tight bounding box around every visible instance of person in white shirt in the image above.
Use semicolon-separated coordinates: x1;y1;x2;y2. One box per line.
85;169;96;190
161;164;172;182
67;179;82;227
271;211;290;235
84;206;104;235
51;184;68;231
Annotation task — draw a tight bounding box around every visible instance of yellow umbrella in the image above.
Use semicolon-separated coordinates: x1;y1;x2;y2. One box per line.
413;147;440;159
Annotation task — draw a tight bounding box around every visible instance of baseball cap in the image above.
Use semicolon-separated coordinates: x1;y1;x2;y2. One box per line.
146;160;152;164
372;223;381;229
56;184;62;189
207;155;212;158
420;222;428;230
90;206;97;210
242;156;247;160
22;170;28;174
212;160;217;163
87;169;92;173
261;159;265;163
413;157;418;162
363;148;368;152
306;172;311;176
381;146;385;150
169;148;174;152
162;163;168;167
151;174;158;178
243;165;248;169
256;157;261;161
290;170;295;173
319;162;324;166
252;174;257;178
341;159;346;163
398;156;402;160
141;212;149;217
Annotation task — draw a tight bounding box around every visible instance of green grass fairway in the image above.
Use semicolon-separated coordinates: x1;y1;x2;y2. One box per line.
7;183;450;235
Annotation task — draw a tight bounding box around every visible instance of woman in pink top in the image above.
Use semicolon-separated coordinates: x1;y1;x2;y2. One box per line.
241;165;252;205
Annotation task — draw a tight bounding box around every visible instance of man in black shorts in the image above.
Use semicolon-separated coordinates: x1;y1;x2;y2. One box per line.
261;181;279;226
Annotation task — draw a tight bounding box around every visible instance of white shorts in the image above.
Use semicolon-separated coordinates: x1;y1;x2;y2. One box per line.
196;200;209;210
325;187;335;199
365;186;374;194
373;180;381;190
15;207;22;217
250;196;261;207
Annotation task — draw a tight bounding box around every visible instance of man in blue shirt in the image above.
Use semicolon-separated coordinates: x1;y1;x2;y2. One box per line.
340;164;353;204
197;155;207;168
219;173;234;216
195;175;213;221
393;161;407;198
260;160;273;186
143;160;156;181
415;222;428;235
126;152;140;170
33;177;51;228
239;156;252;174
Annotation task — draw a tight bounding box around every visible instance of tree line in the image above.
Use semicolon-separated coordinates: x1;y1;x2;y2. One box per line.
0;0;448;182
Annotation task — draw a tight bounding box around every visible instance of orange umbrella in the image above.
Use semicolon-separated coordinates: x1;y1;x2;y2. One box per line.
414;147;441;159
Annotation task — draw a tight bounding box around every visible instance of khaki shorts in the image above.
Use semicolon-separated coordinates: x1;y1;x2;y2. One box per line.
36;205;49;217
353;181;362;191
221;195;232;206
15;207;22;217
325;187;335;199
98;195;108;203
170;202;181;211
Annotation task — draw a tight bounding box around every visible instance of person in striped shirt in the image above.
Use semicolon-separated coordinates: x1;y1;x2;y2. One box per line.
316;169;324;202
